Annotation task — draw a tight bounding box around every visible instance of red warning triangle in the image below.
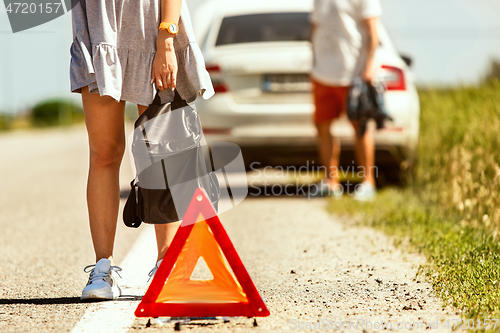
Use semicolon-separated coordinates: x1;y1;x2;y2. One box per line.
135;188;270;318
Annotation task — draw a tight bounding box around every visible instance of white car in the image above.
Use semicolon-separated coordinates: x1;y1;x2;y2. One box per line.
193;0;420;183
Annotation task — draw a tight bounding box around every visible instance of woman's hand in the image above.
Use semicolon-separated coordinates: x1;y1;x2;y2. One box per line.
151;30;178;91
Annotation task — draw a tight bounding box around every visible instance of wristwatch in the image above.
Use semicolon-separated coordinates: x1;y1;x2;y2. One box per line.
159;22;179;35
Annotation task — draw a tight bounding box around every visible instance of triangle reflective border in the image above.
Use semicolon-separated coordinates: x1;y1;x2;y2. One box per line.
135;188;270;318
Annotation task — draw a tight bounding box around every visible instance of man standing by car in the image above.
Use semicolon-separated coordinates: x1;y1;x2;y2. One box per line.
310;0;382;200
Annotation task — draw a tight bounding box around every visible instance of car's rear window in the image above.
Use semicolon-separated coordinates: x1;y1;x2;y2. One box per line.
215;12;310;46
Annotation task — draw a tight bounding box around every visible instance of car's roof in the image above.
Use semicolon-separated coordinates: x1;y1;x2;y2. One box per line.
193;0;398;57
201;0;313;17
192;0;314;42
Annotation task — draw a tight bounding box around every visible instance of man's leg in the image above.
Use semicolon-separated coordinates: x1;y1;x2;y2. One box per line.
351;121;376;185
312;79;344;188
315;121;340;187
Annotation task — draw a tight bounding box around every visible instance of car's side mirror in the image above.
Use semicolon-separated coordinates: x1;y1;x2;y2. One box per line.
400;54;413;68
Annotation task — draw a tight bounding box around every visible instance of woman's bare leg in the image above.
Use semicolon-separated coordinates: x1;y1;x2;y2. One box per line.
154;223;181;262
137;104;181;263
83;86;126;262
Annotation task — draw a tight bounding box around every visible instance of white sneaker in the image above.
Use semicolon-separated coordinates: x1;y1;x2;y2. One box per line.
81;258;122;300
353;181;376;201
147;259;162;282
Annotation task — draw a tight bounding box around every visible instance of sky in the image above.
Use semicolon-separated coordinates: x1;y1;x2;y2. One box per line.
0;0;499;113
379;0;500;85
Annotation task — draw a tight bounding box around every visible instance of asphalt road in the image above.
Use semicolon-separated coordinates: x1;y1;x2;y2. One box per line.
0;124;139;333
0;125;455;332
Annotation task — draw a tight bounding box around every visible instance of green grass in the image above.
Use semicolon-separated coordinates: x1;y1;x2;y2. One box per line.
416;79;500;233
329;191;500;321
0;113;14;131
328;79;500;324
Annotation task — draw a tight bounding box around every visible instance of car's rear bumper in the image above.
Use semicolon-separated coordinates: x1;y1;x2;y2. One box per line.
196;93;418;169
236;144;412;171
204;124;415;168
197;94;314;126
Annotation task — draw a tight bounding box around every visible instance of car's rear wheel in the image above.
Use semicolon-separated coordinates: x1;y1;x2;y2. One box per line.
379;161;416;187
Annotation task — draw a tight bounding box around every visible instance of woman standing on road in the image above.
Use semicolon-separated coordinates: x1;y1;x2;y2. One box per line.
69;0;214;300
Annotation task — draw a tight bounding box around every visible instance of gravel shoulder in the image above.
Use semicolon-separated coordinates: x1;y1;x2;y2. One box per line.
130;198;456;332
0;125;139;333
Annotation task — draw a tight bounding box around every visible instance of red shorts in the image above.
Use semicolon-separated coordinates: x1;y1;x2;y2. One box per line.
312;78;349;124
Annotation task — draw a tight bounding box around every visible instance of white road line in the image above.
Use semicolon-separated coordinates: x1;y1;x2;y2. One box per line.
71;226;157;333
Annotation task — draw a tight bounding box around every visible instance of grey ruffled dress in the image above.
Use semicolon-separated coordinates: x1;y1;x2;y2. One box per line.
70;0;214;106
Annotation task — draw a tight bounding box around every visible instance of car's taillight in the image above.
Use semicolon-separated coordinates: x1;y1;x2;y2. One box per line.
206;65;228;93
380;65;406;91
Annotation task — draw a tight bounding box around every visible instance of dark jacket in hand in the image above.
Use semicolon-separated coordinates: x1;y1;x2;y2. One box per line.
347;77;393;136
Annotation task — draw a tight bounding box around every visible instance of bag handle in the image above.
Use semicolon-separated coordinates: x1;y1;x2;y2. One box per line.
151;89;188;109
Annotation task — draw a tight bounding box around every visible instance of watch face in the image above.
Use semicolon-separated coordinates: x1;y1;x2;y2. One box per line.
169;23;178;33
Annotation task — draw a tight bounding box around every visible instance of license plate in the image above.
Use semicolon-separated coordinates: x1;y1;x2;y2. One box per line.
262;74;312;93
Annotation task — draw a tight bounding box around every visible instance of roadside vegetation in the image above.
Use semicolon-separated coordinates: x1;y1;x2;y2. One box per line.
329;66;500;325
0;98;84;131
0;113;14;131
0;98;141;131
31;99;84;127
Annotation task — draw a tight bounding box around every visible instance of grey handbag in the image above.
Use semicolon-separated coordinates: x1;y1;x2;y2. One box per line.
123;90;220;228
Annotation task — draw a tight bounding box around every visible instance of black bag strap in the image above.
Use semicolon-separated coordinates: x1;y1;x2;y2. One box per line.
150;90;162;106
150;89;188;109
123;180;142;228
172;90;188;110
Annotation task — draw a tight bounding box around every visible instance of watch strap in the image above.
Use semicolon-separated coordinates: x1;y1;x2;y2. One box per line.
159;22;178;35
